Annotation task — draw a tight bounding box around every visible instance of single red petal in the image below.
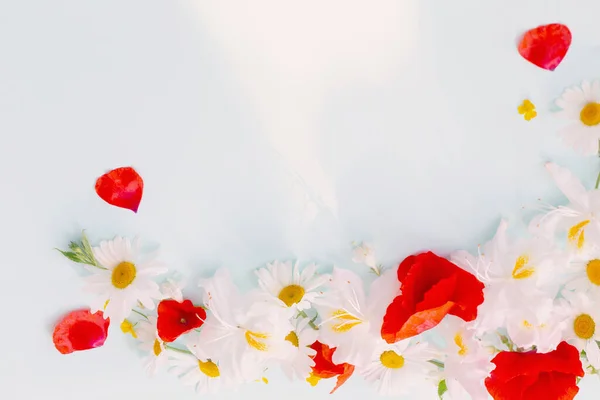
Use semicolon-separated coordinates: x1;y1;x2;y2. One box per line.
157;299;206;342
330;363;355;394
95;166;143;212
309;341;355;391
53;309;109;354
518;24;571;71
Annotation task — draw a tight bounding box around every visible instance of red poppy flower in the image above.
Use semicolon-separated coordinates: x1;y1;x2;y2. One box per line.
381;251;484;343
307;341;355;394
157;299;206;342
53;309;109;354
485;341;584;400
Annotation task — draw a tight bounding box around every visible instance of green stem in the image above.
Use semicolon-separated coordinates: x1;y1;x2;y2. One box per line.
595;171;600;190
428;359;445;369
132;309;149;320
165;344;192;355
298;310;319;330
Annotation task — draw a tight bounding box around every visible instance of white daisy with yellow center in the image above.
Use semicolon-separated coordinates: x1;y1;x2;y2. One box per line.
279;317;318;381
254;260;329;313
565;248;600;297
559;291;600;369
84;236;167;323
555;80;600;155
314;268;399;368
360;339;436;397
169;351;222;394
531;163;600;253
193;269;292;383
136;316;168;376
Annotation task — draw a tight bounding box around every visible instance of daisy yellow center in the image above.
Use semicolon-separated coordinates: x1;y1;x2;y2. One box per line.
278;285;305;307
245;330;269;352
580;102;600;127
111;261;137;289
574;314;595;340
586;259;600;285
512;255;535;280
330;309;363;333
198;360;220;378
285;331;299;347
153;339;162;356
569;220;590;249
380;350;405;369
454;333;468;356
523;320;533;329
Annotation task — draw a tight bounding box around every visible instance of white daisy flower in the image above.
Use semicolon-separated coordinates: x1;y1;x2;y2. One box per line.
435;316;494;400
85;236;167;323
314;268;399;368
254;260;329;313
279;317;318;381
564;246;600;296
169;351;222;394
360;339;437;397
558;291;600;368
192;269;292;383
451;220;560;334
136;317;168;376
531;163;600;252
555;80;600;155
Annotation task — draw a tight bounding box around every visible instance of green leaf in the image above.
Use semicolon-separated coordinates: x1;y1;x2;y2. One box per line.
56;249;83;263
57;231;106;269
437;379;448;399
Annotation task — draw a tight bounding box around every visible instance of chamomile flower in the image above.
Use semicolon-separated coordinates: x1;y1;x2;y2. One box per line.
254;260;329;313
169;351;222;394
555;80;600;155
193;269;292;382
279;317;318;381
558;291;600;368
564;246;600;296
84;236;167;323
137;317;168;376
314;268;399;368
531;163;600;252
360;339;437;397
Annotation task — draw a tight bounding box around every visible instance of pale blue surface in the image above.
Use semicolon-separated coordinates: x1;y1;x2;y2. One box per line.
2;1;600;399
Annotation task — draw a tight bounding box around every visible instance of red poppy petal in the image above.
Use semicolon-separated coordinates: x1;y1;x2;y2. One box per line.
384;300;455;343
157;299;206;342
330;363;355;394
53;309;109;354
518;24;571;71
95;166;143;212
414;274;457;312
522;372;579;400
